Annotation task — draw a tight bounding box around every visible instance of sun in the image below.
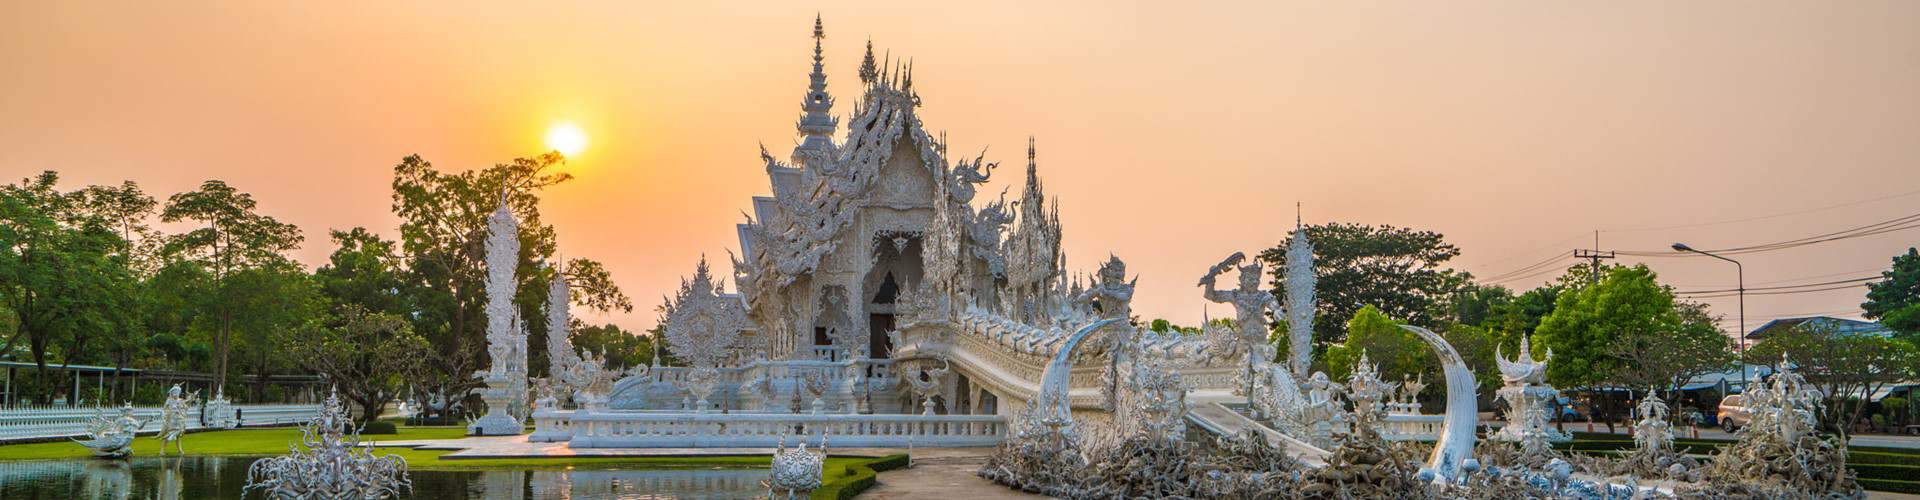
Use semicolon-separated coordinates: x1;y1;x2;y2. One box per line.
545;122;588;158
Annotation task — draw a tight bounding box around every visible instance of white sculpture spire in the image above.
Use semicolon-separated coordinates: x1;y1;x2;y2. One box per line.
792;14;838;167
859;38;878;85
1283;215;1316;378
471;198;529;435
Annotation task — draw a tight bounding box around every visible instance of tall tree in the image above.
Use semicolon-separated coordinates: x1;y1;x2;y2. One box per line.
1323;305;1434;384
74;181;158;396
227;263;323;401
1259;223;1467;345
389;153;629;413
0;172;136;402
571;323;655;370
1864;248;1920;340
314;227;408;315
161;180;303;393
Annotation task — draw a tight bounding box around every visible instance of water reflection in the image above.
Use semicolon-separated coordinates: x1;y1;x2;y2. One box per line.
0;456;772;499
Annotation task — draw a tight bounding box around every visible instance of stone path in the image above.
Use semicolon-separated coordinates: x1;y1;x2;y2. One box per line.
859;450;1045;499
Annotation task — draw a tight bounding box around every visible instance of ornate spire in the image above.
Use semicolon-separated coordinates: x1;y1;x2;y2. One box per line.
792;14;838;168
859;38;878;85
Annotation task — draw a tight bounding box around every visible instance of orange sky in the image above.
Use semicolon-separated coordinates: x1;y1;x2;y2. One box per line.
3;1;1917;335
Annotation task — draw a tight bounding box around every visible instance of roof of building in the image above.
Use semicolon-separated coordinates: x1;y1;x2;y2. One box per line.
1744;315;1891;339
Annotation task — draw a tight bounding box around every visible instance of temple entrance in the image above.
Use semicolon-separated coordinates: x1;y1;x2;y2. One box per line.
863;232;922;360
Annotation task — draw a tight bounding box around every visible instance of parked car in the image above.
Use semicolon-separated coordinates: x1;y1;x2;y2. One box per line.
1717;394;1750;432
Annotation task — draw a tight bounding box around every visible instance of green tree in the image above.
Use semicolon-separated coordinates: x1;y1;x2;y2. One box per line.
571;323;656;370
0;172;138;402
1259;223;1467;346
226;263;323;401
74;181;158;397
1534;265;1683;389
314;227;408;315
161;180;302;392
1605;301;1734;396
1323;305;1434;384
1441;283;1514;328
288;305;430;426
1746;324;1917;438
389;153;630;412
1864;248;1920;340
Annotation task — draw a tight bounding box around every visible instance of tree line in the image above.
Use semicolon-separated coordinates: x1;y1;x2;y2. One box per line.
0;153;649;423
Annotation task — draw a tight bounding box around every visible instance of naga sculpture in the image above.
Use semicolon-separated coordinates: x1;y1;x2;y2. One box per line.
73;404;145;458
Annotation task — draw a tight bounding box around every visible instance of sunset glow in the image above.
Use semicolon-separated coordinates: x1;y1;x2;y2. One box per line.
546;123;587;158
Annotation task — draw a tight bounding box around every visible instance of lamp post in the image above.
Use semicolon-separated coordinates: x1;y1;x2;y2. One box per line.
1672;243;1747;389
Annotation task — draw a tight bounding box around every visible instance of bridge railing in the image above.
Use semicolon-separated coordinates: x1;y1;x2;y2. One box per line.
562;410;1006;448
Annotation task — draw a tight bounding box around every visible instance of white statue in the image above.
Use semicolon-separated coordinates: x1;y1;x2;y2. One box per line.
204;389;234;429
1282;219;1317;379
768;433;828;499
471;199;530;436
1491;336;1569;445
1199;252;1280;385
663;257;749;413
244;387;411;499
73;403;146;458
158;384;199;456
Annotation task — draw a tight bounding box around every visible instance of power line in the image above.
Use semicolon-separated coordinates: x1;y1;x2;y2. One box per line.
1673;276;1883;295
1600;187;1920;233
1617;212;1920;257
1671;266;1891;289
1480;253;1577;284
1678;282;1872;299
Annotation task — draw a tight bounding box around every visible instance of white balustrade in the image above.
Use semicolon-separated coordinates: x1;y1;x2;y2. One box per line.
564;411;1005;448
0;403;321;442
1380;413;1445;442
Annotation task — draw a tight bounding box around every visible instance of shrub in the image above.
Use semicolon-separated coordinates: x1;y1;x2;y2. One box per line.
361;421;398;435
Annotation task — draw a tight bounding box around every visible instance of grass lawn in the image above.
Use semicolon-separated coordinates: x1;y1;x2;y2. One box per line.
0;425;900;498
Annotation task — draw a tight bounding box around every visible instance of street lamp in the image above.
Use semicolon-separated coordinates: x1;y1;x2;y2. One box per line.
1673;242;1747;390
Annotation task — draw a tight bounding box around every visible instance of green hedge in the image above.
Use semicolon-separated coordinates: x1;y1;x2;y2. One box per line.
812;454;910;500
1860;478;1920;495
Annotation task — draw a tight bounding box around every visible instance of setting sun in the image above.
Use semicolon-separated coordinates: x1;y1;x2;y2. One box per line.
545;122;587;157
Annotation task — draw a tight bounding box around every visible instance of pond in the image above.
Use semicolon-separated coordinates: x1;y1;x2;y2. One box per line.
0;456;775;499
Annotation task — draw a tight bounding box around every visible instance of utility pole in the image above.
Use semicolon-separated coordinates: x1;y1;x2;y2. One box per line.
1573;231;1615;286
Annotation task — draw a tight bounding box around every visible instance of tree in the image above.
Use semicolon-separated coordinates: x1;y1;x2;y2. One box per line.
571;323;656;370
314;228;408;315
1746;324;1917;438
161;180;302;393
1323;305;1434;384
1864;248;1920;340
389;153;629;413
1259;223;1467;346
288;305;429;426
74;181;158;397
226;263;323;401
1534;265;1682;389
1605;301;1735;397
0;172;137;402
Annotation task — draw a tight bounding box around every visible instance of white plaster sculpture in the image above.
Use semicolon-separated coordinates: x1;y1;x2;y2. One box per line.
158;383;198;456
1491;336;1570;447
470;200;529;436
903;357;950;416
545;266;583;404
204;389;234;429
663;258;748;413
767;432;828;499
244;387;411;499
73;403;145;458
1395;324;1481;483
1198;252;1278;395
1283;221;1316;379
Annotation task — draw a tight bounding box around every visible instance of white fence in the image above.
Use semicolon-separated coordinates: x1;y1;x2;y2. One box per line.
560;410;1007;448
0;403;320;442
1381;413;1445;442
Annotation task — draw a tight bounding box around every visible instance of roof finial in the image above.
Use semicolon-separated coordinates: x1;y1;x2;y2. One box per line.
1295;201;1302;228
859;38;878;85
791;14;838;168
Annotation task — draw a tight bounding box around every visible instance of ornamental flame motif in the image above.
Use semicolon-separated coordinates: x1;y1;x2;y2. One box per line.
664;258;748;369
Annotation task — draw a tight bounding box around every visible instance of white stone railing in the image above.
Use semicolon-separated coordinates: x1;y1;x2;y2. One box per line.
564;410;1006;448
0;403;321;442
1380;413;1445;442
608;358;901;412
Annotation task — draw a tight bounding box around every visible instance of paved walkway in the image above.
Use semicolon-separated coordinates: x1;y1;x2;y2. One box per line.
859;449;1044;499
